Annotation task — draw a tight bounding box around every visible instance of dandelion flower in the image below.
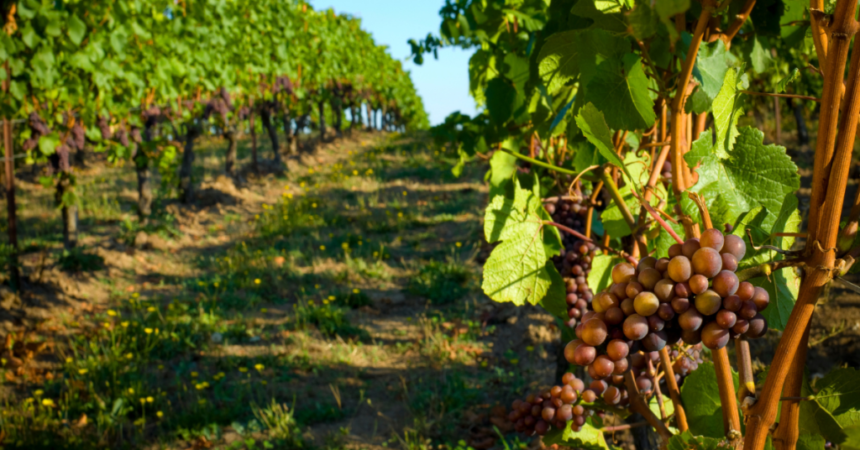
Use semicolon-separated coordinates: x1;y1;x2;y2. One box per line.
126;353;134;359
254;279;261;285
260;308;268;313
128;388;135;394
147;306;157;313
455;242;462;248
41;399;55;407
191;371;198;378
121;321;129;328
78;369;88;375
352;288;360;294
107;310;117;316
319;245;326;251
34;390;44;396
402;191;407;196
157;411;164;418
254;363;265;372
144;328;153;334
147;396;154;403
65;357;73;364
239;367;248;373
328;295;336;301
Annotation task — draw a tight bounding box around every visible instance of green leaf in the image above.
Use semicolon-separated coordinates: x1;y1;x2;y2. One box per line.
68;14;87;46
575;103;625;172
482;177;563;306
681;362;740;439
537;29;627;95
543;417;608;450
21;24;40;48
587;254;623;295
485;78;518;125
569;0;628;33
746;37;771;74
693;40;733;103
655;0;690;38
801;367;860;449
38;134;60;156
488;143;518;199
600;150;656;237
686;88;711;114
710;69;744;159
629;2;661;40
541;264;570;323
684;126;800;243
776;68;800;93
668;431;733;450
584;53;656;131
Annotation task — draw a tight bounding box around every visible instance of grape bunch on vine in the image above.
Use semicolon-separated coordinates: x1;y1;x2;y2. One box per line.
415;1;860;449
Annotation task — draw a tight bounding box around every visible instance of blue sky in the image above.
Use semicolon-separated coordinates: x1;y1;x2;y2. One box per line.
309;0;478;125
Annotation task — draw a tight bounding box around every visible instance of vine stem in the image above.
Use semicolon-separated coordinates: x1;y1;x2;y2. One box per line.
601;421;649;433
810;0;830;65
744;2;860;450
544;221;638;265
772;326;810;450
632;191;684;245
735;338;756;402
498;148;594;179
658;346;689;432
624;371;673;445
599;171;648;256
735;259;806;282
720;0;756;49
740;90;820;102
585;182;604;239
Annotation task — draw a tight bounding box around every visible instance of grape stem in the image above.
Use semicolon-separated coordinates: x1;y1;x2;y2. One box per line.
631;191;684;245
543;221;638;265
735;259;806;282
739;90;820;102
648;359;668;420
713;347;742;443
658;347;689;432
599;171;649;256
735;338;756;403
601;421;650;433
498;148;597;180
623;371;673;445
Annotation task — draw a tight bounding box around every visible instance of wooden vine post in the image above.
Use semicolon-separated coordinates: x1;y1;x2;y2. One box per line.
2;61;18;290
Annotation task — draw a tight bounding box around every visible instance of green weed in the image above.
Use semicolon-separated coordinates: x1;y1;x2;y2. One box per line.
407;260;473;304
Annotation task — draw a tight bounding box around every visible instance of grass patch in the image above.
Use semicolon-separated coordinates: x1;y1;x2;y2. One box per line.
407;260;473;304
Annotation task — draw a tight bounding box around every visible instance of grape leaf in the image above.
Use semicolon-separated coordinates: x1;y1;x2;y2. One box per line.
575;103;626;173
684;126;800;239
776;68;800;93
655;0;690;39
483;176;563;306
543;416;608;450
710;68;744;158
488;145;518;199
587;254;622;295
668;431;733;450
600;151;659;238
629;2;660;40
569;0;628;33
538;29;627;95
541;264;570;323
68;14;87;46
693;40;733;103
584;53;657;131
485;78;519;125
801;368;860;449
686;88;711;114
681;362;741;439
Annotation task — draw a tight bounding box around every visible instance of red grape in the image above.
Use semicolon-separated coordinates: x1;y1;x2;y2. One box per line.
689;274;709;294
606;339;630;361
701;322;730;349
611;263;636;283
682;238;701;259
695;289;722;316
623;314;649;340
634;291;660;316
654;279;675;302
700;228;725;251
668;256;692;282
722;234;746;260
716;309;738;329
582;318;608;346
752;287;770;311
679;308;704;331
692;247;723;277
592;355;615;378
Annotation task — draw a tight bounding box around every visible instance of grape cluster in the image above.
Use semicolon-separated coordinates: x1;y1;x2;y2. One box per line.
97;115;112;140
507;373;604;436
545;198;596;328
22;112;49;151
